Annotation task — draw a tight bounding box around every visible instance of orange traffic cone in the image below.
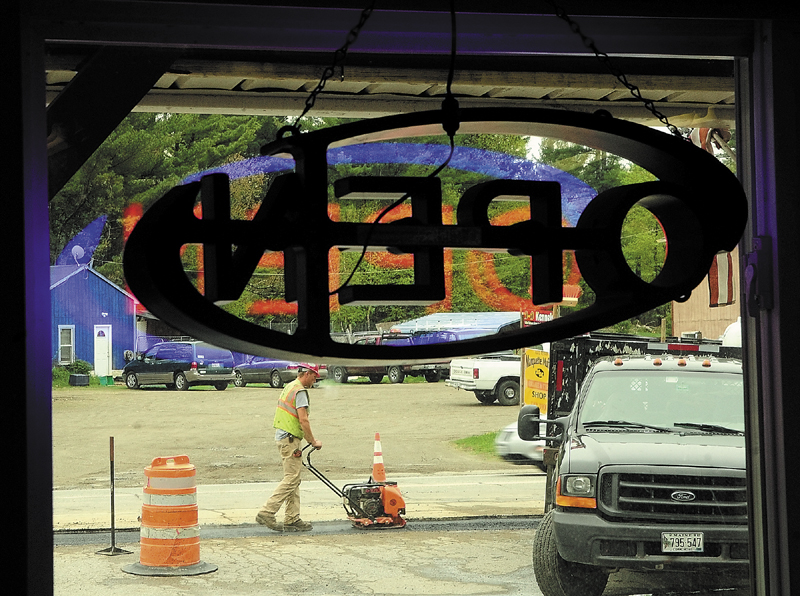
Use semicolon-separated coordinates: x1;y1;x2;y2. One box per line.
370;432;386;482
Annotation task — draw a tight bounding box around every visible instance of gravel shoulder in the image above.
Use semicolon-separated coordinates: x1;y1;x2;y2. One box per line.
53;380;525;490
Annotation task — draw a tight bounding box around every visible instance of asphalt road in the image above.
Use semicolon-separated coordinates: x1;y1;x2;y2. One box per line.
53;472;548;531
54;517;749;596
52;381;750;595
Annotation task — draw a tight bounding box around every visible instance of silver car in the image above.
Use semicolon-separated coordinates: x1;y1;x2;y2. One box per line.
495;421;547;471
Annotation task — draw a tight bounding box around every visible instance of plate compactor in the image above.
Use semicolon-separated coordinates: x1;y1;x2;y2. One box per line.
301;434;406;529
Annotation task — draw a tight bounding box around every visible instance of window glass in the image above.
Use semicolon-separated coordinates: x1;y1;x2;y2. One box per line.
157;344;181;360
579;370;745;431
196;343;232;360
174;344;193;360
58;326;74;364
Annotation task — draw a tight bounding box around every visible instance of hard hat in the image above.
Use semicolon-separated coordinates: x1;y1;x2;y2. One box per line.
299;363;320;376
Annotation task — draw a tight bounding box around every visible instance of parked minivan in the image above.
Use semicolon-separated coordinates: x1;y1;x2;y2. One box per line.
123;341;235;391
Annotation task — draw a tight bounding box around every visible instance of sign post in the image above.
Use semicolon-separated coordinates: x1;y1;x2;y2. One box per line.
96;437;132;556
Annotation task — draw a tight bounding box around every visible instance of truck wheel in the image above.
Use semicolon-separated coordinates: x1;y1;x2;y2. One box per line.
496;379;520;406
475;390;496;404
533;511;609;596
424;371;441;383
368;374;384;384
331;366;348;383
387;366;405;384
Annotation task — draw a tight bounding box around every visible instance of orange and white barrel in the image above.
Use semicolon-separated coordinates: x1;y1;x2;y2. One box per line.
122;455;217;576
140;455;199;567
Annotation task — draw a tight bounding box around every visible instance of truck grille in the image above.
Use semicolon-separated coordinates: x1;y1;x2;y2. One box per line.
598;468;747;524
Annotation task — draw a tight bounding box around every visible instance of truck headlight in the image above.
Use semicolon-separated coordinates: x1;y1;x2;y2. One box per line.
564;475;594;496
556;474;597;508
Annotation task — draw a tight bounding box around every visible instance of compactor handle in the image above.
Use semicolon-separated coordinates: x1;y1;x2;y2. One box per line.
301;442;350;502
301;442;317;464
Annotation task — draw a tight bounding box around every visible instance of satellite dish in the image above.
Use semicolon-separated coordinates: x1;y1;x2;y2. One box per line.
56;215;107;266
71;245;85;263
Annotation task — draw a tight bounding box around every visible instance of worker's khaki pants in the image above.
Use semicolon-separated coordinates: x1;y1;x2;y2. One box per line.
260;436;303;523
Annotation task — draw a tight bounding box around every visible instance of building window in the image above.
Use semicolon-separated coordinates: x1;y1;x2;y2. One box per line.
58;325;75;365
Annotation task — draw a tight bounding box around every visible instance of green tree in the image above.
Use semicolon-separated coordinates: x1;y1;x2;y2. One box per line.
50;113;290;284
50;115;555;333
325;132;530;328
557;161;672;334
536;138;625;194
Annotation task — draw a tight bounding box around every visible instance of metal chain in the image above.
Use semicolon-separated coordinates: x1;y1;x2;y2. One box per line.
541;0;684;138
328;1;459;297
291;1;377;130
291;0;682;138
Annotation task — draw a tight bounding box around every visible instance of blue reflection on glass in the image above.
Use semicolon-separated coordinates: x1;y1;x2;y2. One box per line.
182;143;595;226
55;215;107;265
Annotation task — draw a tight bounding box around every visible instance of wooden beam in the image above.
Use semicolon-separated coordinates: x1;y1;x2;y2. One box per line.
46;46;179;199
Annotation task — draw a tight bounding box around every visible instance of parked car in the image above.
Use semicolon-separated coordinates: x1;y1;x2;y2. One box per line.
329;331;459;384
234;356;294;388
494;421;546;470
287;361;328;384
123;341;235;391
233;357;328;388
447;351;521;405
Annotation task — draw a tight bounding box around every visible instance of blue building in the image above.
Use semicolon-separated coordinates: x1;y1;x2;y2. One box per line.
50;264;137;374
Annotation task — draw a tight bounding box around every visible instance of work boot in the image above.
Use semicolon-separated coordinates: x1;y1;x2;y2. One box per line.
255;512;282;531
283;519;313;532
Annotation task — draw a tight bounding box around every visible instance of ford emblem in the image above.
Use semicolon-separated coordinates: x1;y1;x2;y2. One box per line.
671;490;696;502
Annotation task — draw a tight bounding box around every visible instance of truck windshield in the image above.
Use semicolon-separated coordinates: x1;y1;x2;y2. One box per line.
578;370;744;433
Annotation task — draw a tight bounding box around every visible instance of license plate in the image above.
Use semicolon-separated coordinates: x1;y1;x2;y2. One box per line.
210;362;221;368
661;532;704;553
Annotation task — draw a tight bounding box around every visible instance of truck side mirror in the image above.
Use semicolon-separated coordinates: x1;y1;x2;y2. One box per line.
518;404;565;445
518;405;542;440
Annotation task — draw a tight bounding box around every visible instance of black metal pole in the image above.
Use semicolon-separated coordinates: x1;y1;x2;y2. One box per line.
96;436;131;556
110;436;117;548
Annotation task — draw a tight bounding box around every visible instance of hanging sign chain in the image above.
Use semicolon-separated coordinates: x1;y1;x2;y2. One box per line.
541;0;683;138
292;2;681;136
291;1;377;131
330;0;460;296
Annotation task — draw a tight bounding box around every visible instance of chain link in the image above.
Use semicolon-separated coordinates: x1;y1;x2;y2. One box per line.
292;1;377;130
293;1;680;137
541;0;683;137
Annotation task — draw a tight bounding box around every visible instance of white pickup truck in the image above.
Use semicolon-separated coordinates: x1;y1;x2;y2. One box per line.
446;353;521;406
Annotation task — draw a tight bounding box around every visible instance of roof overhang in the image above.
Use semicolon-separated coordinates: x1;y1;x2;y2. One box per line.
41;2;747;127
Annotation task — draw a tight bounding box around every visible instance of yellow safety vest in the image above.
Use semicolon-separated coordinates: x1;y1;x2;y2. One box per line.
273;379;308;439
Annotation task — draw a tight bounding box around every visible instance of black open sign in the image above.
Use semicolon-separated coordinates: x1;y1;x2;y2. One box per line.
123;108;746;364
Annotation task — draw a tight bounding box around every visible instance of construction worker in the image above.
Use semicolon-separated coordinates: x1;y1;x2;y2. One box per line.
256;363;322;532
